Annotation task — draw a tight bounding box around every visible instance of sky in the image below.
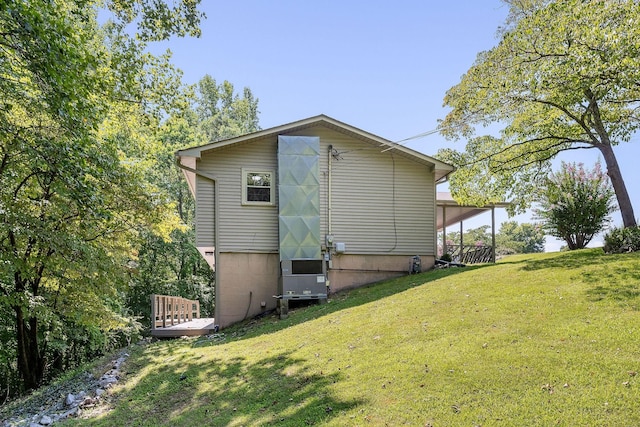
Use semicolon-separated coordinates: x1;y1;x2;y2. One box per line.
151;0;640;251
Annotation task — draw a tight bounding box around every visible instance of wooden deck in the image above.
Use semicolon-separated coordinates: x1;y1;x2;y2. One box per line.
150;317;217;337
150;294;217;337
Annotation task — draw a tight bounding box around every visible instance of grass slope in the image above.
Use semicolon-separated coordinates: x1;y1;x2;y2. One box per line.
70;249;640;426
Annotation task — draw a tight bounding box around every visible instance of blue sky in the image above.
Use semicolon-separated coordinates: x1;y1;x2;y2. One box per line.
154;0;640;251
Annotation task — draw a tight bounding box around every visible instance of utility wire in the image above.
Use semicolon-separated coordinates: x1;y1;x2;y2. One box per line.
381;124;457;153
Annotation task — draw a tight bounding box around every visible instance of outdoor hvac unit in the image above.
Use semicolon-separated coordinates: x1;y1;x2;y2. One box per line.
279;259;326;299
277;135;327;301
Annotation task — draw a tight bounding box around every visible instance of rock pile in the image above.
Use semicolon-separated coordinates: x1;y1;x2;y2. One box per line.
1;352;129;427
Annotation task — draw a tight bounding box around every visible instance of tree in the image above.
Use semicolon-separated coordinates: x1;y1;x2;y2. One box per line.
459;226;492;246
439;226;492;256
534;161;616;250
0;0;203;393
124;76;260;323
196;75;261;142
496;221;545;255
442;223;545;256
438;0;639;227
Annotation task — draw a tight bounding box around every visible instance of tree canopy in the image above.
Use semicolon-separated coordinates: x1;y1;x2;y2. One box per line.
0;0;203;392
438;0;640;227
442;222;545;256
496;221;545;255
126;77;260;322
196;75;261;142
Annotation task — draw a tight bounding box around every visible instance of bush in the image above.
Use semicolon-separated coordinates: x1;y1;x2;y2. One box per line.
440;253;453;262
603;226;640;253
534;161;616;250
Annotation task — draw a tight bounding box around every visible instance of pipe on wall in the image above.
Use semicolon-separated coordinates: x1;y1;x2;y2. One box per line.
328;145;333;236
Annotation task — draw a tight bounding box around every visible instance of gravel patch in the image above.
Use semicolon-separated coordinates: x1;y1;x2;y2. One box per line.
0;350;132;426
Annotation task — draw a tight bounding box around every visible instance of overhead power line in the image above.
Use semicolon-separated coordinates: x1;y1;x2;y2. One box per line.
381;127;441;153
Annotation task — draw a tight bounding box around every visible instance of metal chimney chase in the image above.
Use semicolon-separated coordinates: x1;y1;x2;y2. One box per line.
277;135;327;305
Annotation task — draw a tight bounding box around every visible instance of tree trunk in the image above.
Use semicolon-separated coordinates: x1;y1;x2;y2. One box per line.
13;268;45;391
598;143;637;228
15;305;43;391
585;90;637;228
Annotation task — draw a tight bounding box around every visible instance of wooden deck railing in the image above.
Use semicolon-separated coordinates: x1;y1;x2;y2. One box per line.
445;244;494;264
151;294;200;330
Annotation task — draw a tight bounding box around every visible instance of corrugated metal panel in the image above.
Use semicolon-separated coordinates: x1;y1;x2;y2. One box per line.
278;136;321;260
197;138;279;252
195;175;215;248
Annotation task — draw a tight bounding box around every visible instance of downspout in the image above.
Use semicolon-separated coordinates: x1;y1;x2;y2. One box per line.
174;156;220;325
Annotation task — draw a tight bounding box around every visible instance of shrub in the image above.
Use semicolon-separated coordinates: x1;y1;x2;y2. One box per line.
534;161;616;250
603;226;640;253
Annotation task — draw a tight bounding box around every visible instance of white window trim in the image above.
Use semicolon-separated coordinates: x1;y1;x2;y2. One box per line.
241;168;275;206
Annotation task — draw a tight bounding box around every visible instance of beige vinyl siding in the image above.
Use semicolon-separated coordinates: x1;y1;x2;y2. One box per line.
288;126;436;255
195;175;215;248
195;123;437;256
197;138;279;252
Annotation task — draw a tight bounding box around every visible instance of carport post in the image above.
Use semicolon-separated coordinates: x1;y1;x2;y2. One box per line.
442;205;447;256
491;206;496;263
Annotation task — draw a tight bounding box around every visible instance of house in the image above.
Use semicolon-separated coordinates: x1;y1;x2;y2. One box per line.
176;115;455;328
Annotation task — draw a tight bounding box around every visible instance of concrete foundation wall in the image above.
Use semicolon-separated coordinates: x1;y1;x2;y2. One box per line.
327;254;435;293
216;252;280;328
216;252;434;327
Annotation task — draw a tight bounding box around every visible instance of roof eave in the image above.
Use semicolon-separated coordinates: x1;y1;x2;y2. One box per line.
175;114;456;175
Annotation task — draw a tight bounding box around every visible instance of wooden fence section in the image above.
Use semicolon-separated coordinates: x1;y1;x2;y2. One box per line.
446;244;494;264
151;294;200;330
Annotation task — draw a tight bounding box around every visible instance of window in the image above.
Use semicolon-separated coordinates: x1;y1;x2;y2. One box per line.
242;169;274;205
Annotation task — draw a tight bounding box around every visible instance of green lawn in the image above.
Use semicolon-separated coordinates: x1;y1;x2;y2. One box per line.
70;249;640;426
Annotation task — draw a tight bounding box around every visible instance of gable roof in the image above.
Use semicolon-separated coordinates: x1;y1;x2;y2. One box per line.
176;114;455;182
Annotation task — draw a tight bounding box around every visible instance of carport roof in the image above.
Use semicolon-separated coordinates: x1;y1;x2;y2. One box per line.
437;192;510;230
